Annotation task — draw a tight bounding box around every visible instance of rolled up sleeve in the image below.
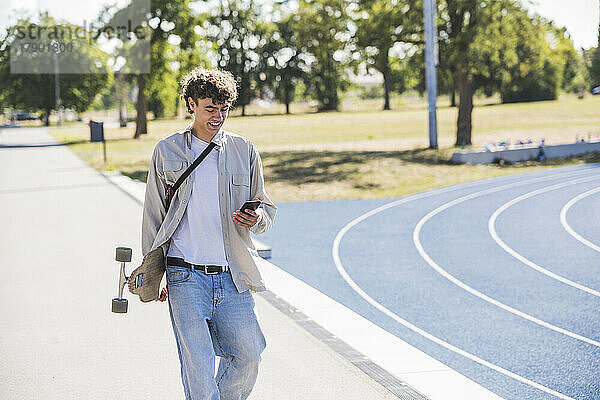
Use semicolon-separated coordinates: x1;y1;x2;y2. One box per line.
248;144;276;235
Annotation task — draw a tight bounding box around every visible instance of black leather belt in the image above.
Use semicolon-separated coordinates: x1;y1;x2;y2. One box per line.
166;257;230;275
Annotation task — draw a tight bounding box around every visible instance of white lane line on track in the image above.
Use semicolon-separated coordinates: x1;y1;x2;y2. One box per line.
560;186;600;253
489;178;600;298
332;169;598;399
333;239;573;399
414;174;600;348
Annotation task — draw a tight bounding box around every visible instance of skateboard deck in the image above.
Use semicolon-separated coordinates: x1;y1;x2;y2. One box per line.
128;247;165;302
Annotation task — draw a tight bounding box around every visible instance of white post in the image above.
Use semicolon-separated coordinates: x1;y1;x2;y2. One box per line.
53;51;61;126
424;0;438;149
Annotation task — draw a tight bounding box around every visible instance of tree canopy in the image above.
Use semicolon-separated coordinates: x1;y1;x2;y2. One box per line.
0;13;112;125
1;0;589;145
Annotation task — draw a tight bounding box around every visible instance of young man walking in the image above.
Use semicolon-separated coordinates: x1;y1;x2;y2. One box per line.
141;67;276;400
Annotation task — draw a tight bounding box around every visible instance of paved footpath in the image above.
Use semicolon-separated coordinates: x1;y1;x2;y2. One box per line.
0;127;401;400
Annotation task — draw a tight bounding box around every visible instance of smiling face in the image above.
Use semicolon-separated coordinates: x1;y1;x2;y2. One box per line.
188;97;231;142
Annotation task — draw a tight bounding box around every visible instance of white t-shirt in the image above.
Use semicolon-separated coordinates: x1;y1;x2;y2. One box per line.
167;135;228;266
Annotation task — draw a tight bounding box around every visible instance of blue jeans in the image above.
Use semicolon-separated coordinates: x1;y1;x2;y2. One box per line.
166;265;267;400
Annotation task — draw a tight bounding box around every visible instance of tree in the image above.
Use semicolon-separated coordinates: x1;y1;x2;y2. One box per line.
548;24;586;93
259;6;307;114
0;13;112;126
436;0;566;145
146;41;180;118
390;47;423;94
437;0;511;146
352;0;422;110
293;0;352;111
199;0;268;116
589;28;600;88
102;0;197;137
590;49;600;87
173;41;213;117
494;13;563;103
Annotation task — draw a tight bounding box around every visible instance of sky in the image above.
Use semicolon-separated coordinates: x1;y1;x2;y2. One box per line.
524;0;599;49
0;0;598;50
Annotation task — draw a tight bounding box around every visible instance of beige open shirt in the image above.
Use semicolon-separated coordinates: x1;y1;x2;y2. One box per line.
141;125;277;293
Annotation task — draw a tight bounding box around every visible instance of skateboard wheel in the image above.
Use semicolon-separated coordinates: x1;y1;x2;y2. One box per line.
115;247;132;262
112;298;128;313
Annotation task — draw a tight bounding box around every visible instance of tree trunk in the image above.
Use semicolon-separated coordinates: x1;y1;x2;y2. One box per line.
319;98;337;111
382;72;391;110
380;51;391;111
118;73;127;127
284;80;291;115
44;108;51;126
174;96;180;118
242;105;246;116
321;84;338;111
455;67;473;147
119;98;126;127
450;85;456;107
330;77;339;111
134;75;147;139
320;59;338;111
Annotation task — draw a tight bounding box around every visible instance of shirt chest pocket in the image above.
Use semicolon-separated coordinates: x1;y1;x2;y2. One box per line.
163;159;186;185
230;173;250;211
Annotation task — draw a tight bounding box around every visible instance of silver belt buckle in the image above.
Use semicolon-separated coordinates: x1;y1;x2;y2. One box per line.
204;266;221;275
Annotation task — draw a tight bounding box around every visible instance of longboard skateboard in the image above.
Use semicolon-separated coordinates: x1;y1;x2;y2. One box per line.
112;247;165;313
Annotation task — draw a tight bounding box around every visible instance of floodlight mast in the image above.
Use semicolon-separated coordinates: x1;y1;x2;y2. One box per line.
424;0;438;149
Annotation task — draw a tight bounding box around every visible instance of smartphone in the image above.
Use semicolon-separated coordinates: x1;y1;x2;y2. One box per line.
240;200;261;214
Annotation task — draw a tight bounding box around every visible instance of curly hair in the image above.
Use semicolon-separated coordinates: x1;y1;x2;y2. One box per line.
180;67;238;114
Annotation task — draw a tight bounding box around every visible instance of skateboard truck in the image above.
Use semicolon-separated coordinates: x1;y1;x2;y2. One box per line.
112;246;132;313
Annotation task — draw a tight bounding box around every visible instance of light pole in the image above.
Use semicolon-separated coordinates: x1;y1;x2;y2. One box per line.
424;0;438;149
53;50;61;126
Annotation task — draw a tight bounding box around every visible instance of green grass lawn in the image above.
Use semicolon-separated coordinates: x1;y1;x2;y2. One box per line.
49;94;600;202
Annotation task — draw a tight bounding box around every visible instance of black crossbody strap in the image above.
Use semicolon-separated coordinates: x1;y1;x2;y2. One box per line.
172;141;216;192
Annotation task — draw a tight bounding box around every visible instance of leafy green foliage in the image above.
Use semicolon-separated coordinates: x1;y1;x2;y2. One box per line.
101;0;198;133
434;0;586;144
0;13;113;125
589;29;600;88
549;25;586;93
293;0;353;111
199;0;268;115
494;13;584;103
352;0;422;109
258;6;306;114
146;41;180;118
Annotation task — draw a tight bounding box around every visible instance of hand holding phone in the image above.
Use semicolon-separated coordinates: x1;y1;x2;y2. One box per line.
233;199;262;228
240;200;261;214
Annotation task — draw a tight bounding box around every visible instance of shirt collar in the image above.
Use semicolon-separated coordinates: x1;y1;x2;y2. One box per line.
180;123;224;149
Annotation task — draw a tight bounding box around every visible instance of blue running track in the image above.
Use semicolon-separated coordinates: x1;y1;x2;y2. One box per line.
259;164;600;400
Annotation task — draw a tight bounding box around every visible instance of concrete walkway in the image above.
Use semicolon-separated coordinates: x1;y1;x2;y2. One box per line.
0;127;402;400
